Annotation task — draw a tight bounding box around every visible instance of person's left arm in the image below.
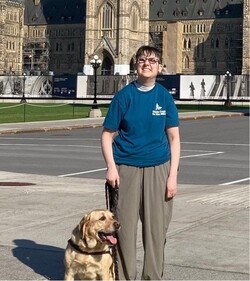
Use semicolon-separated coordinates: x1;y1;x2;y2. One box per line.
165;126;180;199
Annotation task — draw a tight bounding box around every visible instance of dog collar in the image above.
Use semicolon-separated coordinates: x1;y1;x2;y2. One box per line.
68;239;112;255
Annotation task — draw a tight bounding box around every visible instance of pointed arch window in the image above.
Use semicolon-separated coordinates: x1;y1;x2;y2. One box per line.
99;2;115;38
216;38;219;48
211;38;214;48
131;5;139;31
211;57;217;68
183;55;190;69
196;38;200;58
183;38;187;49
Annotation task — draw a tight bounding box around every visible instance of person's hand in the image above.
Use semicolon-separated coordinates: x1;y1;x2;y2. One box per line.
106;165;120;188
166;175;177;200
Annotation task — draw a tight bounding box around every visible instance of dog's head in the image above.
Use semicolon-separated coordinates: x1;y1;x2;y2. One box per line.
78;209;120;249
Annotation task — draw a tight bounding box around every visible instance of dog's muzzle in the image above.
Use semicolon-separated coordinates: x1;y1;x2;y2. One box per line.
98;221;120;245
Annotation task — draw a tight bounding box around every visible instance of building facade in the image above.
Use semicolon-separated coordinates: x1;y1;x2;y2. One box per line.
23;0;86;75
0;0;24;74
242;0;250;74
0;0;249;76
149;0;246;75
83;0;149;75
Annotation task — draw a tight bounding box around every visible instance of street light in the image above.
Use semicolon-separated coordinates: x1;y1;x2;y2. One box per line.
224;70;232;106
89;55;102;118
20;73;27;103
90;55;102;109
29;54;33;67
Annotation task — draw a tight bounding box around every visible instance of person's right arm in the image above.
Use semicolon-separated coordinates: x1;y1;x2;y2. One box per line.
101;128;120;188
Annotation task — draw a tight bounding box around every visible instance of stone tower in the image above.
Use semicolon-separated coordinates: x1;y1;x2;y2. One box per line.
242;0;250;74
0;0;7;74
0;0;24;75
84;0;149;75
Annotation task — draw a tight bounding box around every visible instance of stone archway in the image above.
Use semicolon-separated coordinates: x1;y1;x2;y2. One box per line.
101;50;114;75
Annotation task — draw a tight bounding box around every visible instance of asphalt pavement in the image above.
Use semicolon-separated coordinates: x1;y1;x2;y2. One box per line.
0;109;249;135
0;109;249;280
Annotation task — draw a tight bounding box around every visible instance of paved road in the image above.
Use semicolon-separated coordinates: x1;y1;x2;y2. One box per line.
0;115;249;186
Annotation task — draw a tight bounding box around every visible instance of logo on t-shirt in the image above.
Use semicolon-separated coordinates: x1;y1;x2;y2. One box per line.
152;103;166;116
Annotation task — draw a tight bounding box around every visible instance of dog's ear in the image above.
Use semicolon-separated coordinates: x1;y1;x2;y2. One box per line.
77;214;88;247
79;213;97;248
78;214;88;235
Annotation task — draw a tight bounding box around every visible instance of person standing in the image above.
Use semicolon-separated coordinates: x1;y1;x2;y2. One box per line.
101;45;180;280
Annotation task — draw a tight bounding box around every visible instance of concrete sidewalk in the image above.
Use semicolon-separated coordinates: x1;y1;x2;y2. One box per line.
0;171;249;280
0;109;249;135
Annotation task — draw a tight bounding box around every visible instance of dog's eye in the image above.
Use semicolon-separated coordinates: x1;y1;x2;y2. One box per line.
99;216;106;221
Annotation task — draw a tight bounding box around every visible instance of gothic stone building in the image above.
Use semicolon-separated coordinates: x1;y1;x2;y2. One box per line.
23;0;86;75
149;0;248;75
0;0;24;74
0;0;249;75
83;0;149;75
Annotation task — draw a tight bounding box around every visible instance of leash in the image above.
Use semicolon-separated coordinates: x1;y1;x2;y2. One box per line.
105;182;119;280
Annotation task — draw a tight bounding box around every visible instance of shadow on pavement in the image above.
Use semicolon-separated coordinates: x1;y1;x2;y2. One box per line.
12;239;65;280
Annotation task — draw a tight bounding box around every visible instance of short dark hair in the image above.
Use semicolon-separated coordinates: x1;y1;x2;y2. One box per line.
135;45;162;64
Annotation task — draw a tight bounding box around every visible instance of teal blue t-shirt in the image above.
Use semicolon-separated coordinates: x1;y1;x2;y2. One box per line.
103;82;179;167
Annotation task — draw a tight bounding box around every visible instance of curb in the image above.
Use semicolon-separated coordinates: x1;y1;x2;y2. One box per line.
0;124;103;135
0;111;248;135
179;111;248;121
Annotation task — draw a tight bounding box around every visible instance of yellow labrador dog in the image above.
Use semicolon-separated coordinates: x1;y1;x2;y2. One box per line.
64;209;120;280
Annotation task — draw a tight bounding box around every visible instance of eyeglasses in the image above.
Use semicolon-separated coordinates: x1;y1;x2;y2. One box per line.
136;57;160;65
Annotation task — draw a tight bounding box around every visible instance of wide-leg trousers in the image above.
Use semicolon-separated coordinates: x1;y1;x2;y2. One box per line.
115;162;173;280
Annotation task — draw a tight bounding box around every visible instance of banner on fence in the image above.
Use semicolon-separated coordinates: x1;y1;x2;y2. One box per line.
52;75;77;98
156;75;181;99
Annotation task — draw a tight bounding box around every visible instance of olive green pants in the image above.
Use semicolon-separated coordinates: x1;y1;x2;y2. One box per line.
115;162;173;280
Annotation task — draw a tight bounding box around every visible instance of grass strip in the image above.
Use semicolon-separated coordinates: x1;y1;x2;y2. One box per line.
0;102;248;124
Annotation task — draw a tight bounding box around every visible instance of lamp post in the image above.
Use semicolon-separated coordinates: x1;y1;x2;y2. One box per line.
224;71;232;106
29;54;33;72
90;55;102;108
89;55;102;118
20;73;27;103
